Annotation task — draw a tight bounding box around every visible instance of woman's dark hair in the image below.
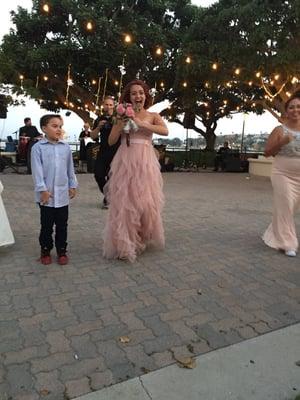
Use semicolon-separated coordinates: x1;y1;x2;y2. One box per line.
285;92;300;111
40;114;62;129
120;80;152;109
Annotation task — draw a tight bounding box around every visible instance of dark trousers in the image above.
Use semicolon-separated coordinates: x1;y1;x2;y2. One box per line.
214;155;226;171
39;205;69;255
94;152;114;194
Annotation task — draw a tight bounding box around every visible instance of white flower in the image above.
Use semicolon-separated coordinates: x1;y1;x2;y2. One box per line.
149;88;157;98
118;65;126;76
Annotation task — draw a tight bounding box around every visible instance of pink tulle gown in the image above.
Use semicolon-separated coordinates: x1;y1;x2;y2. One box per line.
103;128;165;262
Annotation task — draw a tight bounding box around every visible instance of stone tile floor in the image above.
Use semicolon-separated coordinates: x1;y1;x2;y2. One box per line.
0;171;299;399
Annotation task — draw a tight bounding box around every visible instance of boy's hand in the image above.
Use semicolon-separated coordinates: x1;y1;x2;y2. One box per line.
69;188;76;199
40;191;51;205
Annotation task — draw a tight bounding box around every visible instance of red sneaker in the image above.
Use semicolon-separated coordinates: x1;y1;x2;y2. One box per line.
40;255;52;265
57;254;69;265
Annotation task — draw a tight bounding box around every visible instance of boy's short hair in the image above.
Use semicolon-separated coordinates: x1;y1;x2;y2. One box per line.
40;114;62;129
24;117;31;123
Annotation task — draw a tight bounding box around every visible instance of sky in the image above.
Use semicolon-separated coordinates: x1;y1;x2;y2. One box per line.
0;0;278;142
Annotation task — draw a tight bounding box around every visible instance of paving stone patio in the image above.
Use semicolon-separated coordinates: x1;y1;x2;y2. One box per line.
0;171;299;399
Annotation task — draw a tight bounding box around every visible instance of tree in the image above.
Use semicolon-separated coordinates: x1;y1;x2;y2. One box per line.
162;0;300;150
0;0;197;122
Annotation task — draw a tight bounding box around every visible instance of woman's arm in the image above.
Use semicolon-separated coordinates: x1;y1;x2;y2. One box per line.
264;126;293;157
108;119;124;145
134;112;168;136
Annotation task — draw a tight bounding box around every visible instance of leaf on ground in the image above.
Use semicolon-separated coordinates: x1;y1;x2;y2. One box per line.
119;336;130;344
40;389;50;396
295;360;300;367
175;356;196;369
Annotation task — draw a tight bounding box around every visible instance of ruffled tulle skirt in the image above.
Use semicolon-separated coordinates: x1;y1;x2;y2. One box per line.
103;141;165;262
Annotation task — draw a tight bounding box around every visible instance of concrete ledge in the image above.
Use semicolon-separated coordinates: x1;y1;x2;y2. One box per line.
248;156;273;177
76;324;300;400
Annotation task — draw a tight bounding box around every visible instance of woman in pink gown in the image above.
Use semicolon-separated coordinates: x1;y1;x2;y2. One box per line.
103;80;169;262
263;94;300;257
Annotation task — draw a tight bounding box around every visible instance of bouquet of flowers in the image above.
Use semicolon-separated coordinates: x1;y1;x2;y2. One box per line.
115;103;139;146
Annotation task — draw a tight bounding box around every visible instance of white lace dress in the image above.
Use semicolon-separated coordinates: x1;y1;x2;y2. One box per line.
0;180;14;247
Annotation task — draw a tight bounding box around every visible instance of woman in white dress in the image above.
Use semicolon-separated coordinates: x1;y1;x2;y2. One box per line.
0;179;14;247
263;94;300;257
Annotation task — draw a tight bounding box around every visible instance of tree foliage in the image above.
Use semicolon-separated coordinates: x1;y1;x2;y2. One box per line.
162;0;300;149
0;0;197;121
0;0;299;149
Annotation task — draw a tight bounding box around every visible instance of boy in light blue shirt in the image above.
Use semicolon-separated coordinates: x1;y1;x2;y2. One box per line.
31;114;78;265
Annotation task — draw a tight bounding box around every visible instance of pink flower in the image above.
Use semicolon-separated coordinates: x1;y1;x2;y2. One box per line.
116;103;126;115
125;104;135;118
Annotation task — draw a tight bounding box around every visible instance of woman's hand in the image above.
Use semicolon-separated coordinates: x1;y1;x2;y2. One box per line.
133;117;150;130
283;133;295;144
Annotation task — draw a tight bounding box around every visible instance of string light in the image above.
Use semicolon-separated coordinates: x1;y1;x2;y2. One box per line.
102;68;108;101
155;47;163;56
286;91;291;97
19;74;24;88
255;71;261;78
183;81;187;87
274;74;280;81
42;3;50;13
43;76;48;81
114;80;119;86
291;76;298;84
248;81;253;86
185;56;191;64
160;82;165;87
205;82;209;88
91;79;97;85
212;63;218;70
86;21;93;31
234;68;241;75
124;34;132;44
95;76;102;107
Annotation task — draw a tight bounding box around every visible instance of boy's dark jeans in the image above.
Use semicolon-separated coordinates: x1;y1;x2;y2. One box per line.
39;205;68;255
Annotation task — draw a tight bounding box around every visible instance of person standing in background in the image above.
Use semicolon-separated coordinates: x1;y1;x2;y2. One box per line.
90;96;120;209
19;117;42;174
78;122;91;173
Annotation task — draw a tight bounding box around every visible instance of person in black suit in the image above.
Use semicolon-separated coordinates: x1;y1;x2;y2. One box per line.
214;141;231;171
90;97;120;208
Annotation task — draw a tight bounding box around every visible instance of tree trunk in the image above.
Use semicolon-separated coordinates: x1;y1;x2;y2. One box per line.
203;129;216;151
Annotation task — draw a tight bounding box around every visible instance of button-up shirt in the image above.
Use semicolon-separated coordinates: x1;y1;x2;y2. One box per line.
31;138;78;208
